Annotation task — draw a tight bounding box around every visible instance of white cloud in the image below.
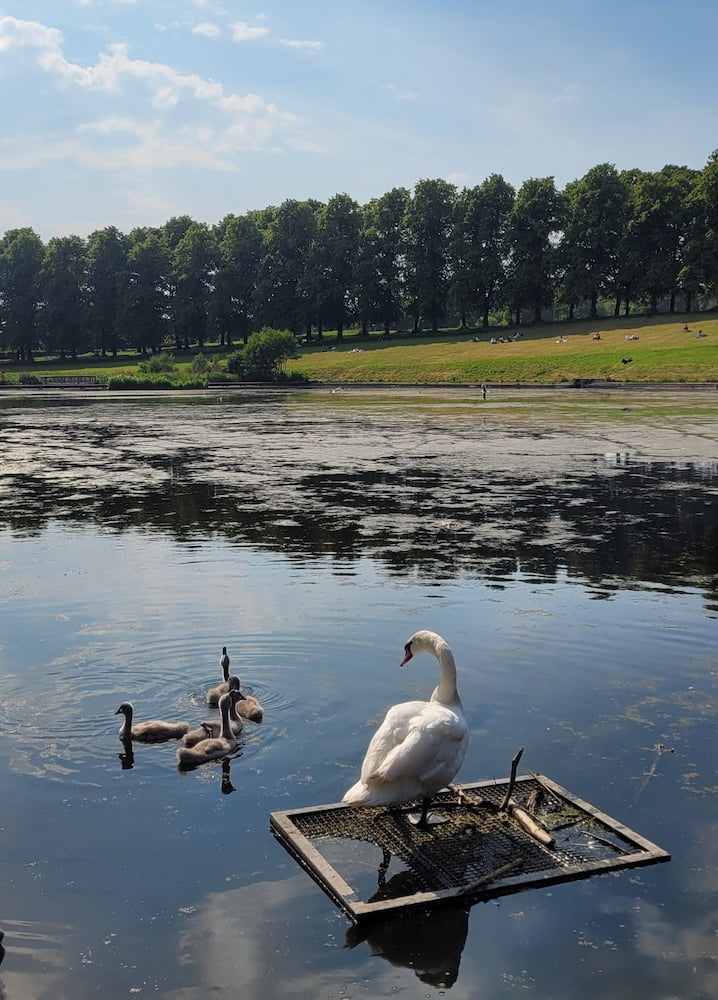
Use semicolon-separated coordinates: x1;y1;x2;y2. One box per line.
382;83;419;101
193;22;221;38
0;15;64;54
230;21;269;42
278;38;323;54
446;171;469;186
0;200;29;230
0;16;309;175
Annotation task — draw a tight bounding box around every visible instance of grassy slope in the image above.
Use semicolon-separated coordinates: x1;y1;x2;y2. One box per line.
290;314;718;384
2;312;717;384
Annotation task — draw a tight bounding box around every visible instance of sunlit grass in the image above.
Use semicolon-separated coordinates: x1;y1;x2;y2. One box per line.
2;311;717;384
291;313;718;384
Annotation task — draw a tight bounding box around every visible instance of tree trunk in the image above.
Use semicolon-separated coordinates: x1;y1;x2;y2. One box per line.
482;297;490;328
686;290;693;312
614;296;621;317
590;291;598;318
669;292;675;313
568;303;575;320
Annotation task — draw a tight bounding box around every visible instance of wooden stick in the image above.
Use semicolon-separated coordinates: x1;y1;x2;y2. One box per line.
499;747;524;811
455;857;524;897
498;749;555;846
506;803;555;846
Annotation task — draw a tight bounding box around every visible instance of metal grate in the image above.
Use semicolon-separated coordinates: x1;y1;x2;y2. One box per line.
270;774;670;922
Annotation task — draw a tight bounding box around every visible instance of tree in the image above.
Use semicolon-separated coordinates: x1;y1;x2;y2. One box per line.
39;235;89;357
226;326;297;380
450;174;514;328
403;179;456;332
561;164;629;318
86;226;128;355
253;200;319;335
170;223;218;349
680;151;718;307
213;213;263;346
507;177;563;323
0;228;45;361
354;187;409;337
121;231;170;353
626;166;700;314
303;193;360;340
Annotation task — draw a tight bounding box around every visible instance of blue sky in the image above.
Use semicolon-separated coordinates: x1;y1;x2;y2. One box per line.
1;0;717;240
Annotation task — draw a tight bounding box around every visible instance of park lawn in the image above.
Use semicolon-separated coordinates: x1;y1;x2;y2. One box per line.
290;314;718;383
2;311;717;385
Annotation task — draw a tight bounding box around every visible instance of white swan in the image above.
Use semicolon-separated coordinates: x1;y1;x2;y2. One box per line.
206;646;231;706
342;630;469;827
182;676;244;747
115;702;190;743
176;690;240;769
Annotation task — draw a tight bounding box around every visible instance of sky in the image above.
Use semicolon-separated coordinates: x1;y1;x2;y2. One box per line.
1;0;717;240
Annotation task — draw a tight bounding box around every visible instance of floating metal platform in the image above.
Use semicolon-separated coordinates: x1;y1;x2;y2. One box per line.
270;774;670;922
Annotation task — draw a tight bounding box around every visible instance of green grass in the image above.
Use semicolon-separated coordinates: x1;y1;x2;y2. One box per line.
2;312;717;385
290;313;718;384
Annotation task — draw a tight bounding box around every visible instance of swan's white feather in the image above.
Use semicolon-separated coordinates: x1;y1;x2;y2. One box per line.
343;631;469;808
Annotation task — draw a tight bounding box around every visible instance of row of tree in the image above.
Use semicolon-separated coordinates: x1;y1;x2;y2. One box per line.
2;153;718;361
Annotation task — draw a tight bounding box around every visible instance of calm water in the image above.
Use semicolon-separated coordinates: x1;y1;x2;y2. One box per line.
0;390;717;1000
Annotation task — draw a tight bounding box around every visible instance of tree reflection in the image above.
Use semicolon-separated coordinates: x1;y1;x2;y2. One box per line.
2;403;718;601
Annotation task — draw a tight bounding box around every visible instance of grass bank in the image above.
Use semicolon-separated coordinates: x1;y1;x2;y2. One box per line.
290;313;718;384
1;312;717;386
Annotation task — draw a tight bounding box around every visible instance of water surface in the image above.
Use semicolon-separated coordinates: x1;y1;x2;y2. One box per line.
0;389;716;999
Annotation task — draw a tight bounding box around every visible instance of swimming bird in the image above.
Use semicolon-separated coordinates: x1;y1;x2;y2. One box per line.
176;690;240;769
115;702;190;743
234;679;263;722
342;630;468;828
182;676;244;747
206;646;231;706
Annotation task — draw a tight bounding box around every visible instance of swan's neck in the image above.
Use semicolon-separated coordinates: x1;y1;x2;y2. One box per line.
220;699;233;740
118;708;132;739
431;642;461;708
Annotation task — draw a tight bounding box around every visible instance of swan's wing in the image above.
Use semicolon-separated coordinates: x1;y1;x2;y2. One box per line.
361;703;467;787
358;701;426;784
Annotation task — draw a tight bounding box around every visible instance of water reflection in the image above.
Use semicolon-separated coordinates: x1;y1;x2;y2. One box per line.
1;393;717;1000
0;396;717;598
346;903;470;988
220;757;235;795
118;741;135;770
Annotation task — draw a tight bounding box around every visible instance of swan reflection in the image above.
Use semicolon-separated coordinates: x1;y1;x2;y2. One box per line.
220;758;235;795
118;741;134;770
344;847;470;988
345;900;470;988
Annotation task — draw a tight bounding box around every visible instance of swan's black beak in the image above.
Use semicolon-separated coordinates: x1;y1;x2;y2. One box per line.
400;642;413;666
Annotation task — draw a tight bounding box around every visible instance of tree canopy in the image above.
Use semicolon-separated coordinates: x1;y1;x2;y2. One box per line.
2;153;718;360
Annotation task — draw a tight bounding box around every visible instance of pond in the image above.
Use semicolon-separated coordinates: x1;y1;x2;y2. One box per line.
0;388;717;1000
